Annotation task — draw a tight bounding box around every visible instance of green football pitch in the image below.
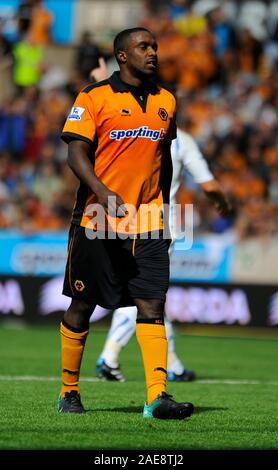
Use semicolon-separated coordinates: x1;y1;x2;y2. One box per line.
0;323;277;451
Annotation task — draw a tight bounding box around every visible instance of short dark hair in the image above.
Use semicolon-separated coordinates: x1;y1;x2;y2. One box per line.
113;27;153;62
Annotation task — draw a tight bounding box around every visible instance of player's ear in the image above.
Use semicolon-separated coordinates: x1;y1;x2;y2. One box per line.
117;50;127;64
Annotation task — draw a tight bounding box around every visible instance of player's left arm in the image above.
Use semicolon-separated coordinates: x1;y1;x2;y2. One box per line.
160;142;173;204
160;108;176;203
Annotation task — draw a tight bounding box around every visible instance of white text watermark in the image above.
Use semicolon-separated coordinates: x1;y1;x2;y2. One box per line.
84;197;193;250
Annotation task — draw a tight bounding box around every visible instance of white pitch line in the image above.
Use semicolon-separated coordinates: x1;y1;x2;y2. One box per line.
0;375;278;385
0;375;99;382
198;379;278;385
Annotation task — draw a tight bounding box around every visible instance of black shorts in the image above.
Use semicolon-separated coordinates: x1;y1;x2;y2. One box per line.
62;224;170;308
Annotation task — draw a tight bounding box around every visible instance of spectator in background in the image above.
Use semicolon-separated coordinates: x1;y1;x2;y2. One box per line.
74;31;101;81
143;0;169;15
0;95;28;158
266;17;278;71
33;161;64;205
16;0;35;39
169;0;189;20
236;28;264;76
269;169;278;207
0;29;12;58
12;32;44;88
28;0;53;45
206;6;236;58
172;2;207;38
206;5;236;85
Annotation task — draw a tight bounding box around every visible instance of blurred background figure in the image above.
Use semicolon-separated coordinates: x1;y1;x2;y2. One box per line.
16;0;53;45
16;0;35;39
0;27;12;58
28;0;53;45
75;31;101;80
12;32;44;89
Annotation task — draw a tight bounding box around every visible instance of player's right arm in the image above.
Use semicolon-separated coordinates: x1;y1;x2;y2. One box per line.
67;140;126;216
62;90;126;217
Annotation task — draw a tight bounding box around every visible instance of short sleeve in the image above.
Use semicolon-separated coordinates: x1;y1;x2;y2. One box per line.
61;92;96;146
165;94;177;143
168;115;177;141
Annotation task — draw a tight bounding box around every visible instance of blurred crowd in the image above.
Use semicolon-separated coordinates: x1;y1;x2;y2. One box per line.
0;0;278;239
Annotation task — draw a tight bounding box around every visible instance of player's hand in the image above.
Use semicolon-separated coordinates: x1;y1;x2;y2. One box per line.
89;58;108;82
202;182;232;218
214;198;232;217
95;186;128;218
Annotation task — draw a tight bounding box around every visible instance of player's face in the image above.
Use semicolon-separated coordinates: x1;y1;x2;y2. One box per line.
124;31;158;79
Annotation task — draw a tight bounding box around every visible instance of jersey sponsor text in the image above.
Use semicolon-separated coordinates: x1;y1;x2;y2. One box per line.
110;126;165;142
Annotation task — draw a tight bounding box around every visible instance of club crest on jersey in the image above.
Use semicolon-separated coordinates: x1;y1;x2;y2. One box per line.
74;280;85;291
67;106;85;121
120;108;131;116
110;126;165;141
158;108;168;121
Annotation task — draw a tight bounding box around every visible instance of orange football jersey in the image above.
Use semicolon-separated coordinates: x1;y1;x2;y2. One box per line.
62;72;176;234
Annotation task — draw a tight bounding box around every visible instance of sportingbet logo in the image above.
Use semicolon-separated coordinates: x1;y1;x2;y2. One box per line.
67;106;85;121
110;126;165;141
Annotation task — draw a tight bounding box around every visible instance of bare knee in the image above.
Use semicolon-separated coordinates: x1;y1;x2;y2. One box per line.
63;298;96;330
134;298;165;320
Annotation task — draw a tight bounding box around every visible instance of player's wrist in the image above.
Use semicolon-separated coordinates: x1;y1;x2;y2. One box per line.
91;179;107;196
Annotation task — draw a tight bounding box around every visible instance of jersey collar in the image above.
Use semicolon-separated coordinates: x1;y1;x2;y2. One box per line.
109;71;159;95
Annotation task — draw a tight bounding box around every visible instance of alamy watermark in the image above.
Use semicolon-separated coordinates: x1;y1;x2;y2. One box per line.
84;196;193;250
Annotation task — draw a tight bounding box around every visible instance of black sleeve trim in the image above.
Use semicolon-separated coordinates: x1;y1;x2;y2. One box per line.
82;79;110;93
159;83;177;99
61;132;93;146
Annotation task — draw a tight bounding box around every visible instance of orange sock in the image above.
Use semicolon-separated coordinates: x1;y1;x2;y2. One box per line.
60;321;89;397
136;320;167;404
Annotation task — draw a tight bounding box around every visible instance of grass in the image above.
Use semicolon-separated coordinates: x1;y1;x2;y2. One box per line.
0;323;277;452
